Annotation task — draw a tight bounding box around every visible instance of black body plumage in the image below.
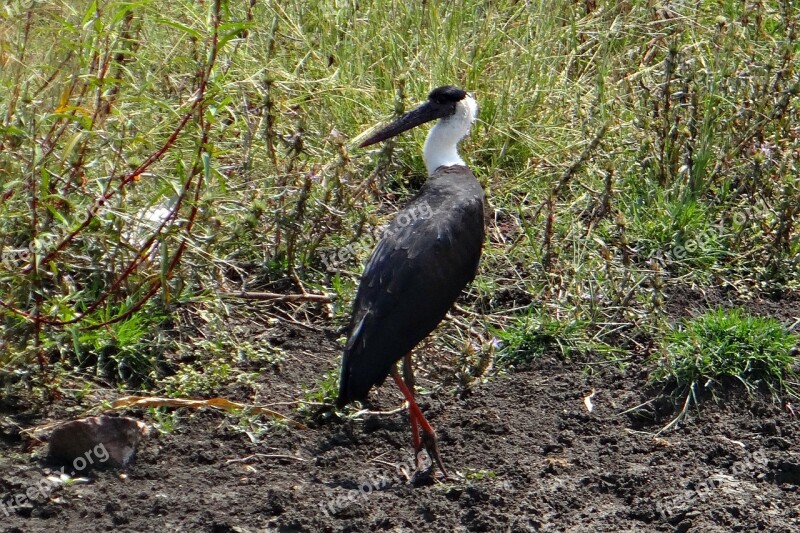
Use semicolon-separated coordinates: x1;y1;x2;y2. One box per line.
336;165;485;406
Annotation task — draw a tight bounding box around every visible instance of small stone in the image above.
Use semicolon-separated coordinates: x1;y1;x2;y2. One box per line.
760;419;778;436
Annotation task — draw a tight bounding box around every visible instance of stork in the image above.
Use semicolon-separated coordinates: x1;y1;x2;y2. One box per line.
336;86;485;482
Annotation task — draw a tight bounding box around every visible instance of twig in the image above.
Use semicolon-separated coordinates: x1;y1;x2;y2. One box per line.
263;308;319;331
552;123;609;199
350;405;407;418
657;382;697;435
519;123;610;236
226;453;308;464
220;291;333;303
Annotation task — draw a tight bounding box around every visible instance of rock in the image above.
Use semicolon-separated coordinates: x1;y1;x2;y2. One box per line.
48;416;149;469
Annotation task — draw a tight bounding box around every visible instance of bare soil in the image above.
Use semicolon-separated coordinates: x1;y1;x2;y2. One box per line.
1;288;799;532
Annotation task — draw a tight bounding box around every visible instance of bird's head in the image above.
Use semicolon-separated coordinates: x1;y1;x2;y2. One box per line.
358;86;478;148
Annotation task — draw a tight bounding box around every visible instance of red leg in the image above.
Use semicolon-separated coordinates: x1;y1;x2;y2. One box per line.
391;367;448;480
402;354;421;451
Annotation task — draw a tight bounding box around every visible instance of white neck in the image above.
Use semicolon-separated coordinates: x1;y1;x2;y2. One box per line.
422;94;478;176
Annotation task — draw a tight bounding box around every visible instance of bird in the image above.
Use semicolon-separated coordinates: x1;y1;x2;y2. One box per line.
336;86;485;482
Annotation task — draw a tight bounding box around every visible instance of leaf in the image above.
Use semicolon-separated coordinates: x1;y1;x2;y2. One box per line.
111;395;305;429
218;22;251;47
44;200;70;226
57;83;71;111
62;131;85;163
156;18;202;39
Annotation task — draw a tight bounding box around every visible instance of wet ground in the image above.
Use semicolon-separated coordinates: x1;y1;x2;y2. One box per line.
1;288;799;532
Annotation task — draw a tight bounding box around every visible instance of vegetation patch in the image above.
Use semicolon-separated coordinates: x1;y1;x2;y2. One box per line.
0;0;797;433
495;309;591;367
652;308;799;426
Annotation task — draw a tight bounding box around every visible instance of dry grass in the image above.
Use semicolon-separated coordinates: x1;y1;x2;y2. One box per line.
0;1;798;408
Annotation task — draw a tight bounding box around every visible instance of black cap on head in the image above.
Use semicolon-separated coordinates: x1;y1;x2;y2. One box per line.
428;86;467;105
358;86;468;148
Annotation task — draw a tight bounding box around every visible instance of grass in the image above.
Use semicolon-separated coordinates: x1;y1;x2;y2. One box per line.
0;1;798;428
655;308;799;399
297;369;340;422
494;308;592;367
650;307;799;431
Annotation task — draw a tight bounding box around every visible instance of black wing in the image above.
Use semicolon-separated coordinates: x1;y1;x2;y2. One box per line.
336;167;484;406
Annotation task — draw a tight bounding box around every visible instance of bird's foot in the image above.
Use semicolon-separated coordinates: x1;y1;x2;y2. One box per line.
409;449;435;486
409;432;448;486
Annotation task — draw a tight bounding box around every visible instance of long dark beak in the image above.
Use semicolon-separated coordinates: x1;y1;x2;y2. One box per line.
358;100;453;148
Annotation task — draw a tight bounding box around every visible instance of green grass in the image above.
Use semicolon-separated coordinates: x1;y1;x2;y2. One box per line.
654;308;799;403
0;0;798;426
495;309;592;366
297;369;340;422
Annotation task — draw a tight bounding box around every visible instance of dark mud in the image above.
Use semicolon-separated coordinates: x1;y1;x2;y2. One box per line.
1;293;799;532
